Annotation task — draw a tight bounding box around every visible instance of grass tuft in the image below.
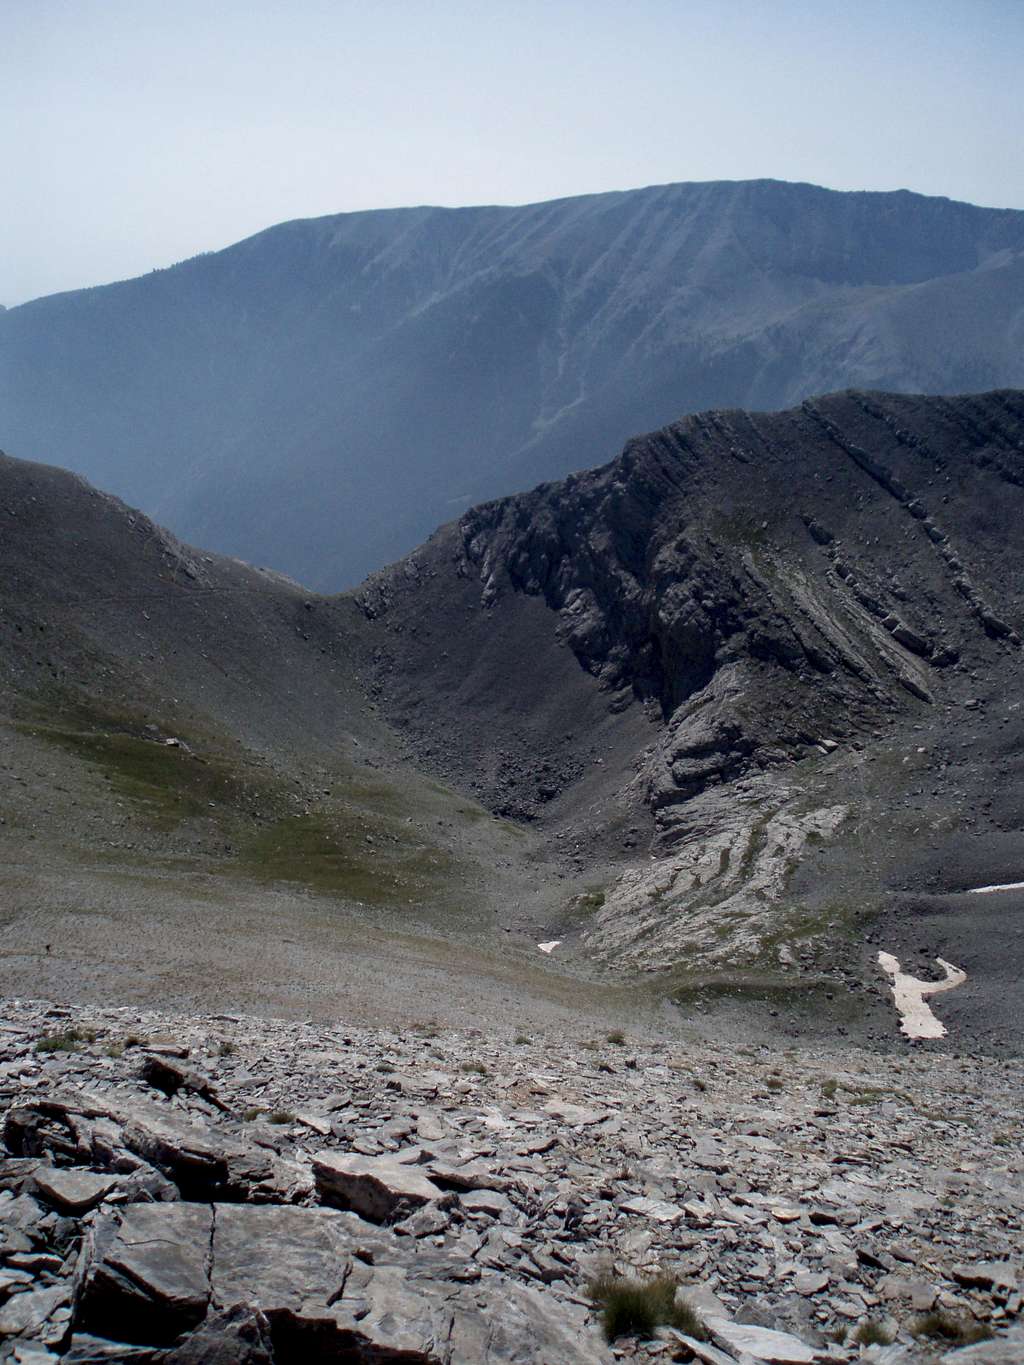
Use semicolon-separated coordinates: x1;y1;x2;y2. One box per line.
588;1271;707;1343
36;1026;95;1054
911;1311;993;1345
853;1320;894;1346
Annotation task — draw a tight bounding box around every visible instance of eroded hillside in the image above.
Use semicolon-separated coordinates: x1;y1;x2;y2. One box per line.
2;390;1023;1051
359;390;1024;1048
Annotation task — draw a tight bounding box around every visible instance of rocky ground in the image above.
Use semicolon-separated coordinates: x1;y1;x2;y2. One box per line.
0;997;1020;1363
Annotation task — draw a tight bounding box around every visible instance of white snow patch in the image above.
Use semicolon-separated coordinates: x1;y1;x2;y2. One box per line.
967;880;1024;895
877;952;966;1039
537;941;561;954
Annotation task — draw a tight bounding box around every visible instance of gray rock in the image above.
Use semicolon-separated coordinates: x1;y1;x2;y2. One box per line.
665;1332;740;1365
940;1327;1024;1363
9;1342;60;1363
542;1101;606;1126
0;1283;71;1339
313;1151;452;1224
79;1203;212;1344
950;1262;1020;1291
394;1204;451;1238
63;1333;164;1361
33;1167;119;1215
161;1304;273;1364
138;1055;226;1111
791;1271;829;1296
460;1188;514;1218
209;1204;353;1316
426;1158;508;1192
77;1200;610;1363
705;1316;822;1363
620;1194;684;1223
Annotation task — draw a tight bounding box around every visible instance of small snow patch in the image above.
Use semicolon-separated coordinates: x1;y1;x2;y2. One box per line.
537;941;561;954
878;951;966;1039
967;880;1024;895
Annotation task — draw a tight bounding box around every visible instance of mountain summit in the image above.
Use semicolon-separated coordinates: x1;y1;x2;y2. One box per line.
3;180;1024;588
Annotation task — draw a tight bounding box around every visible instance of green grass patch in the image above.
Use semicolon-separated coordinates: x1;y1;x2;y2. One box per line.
667;971;852;1022
238;810;459;906
16;698;272;832
37;1026;95;1054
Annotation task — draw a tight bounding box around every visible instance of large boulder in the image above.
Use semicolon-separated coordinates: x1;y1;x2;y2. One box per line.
78;1203;213;1345
76;1201;610;1363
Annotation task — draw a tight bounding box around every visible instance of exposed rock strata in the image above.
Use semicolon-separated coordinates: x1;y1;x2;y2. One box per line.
362;390;1024;978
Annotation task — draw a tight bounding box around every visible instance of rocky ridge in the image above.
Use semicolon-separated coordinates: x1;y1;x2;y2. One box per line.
359;390;1024;1035
2;391;1024;1054
0;998;1021;1362
4;180;1024;588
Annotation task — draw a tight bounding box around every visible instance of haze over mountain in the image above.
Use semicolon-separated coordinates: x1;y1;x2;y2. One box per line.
3;179;1024;587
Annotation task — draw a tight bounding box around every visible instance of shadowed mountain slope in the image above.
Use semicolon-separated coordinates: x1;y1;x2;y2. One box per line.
3;180;1024;588
2;389;1023;1049
359;389;1024;1047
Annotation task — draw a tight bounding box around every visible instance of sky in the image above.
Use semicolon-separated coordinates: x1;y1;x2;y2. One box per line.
3;0;1023;305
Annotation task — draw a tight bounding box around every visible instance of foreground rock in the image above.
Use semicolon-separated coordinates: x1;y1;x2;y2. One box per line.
77;1202;603;1361
0;997;1020;1361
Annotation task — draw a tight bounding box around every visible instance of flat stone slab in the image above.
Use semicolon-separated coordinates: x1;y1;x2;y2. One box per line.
0;1284;71;1338
665;1332;738;1365
951;1261;1020;1290
79;1202;213;1344
706;1316;822;1363
33;1166;119;1215
620;1195;684;1223
542;1101;606;1126
313;1151;452;1224
792;1271;829;1296
210;1203;359;1315
941;1327;1024;1363
77;1201;610;1363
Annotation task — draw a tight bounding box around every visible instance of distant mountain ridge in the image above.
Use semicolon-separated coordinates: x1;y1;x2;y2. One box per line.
3;178;1024;587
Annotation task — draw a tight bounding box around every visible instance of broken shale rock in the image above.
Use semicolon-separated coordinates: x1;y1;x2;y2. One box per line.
311;1151;452;1224
77;1201;608;1363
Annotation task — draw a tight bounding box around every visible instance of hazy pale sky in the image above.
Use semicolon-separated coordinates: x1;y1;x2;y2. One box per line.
4;0;1023;305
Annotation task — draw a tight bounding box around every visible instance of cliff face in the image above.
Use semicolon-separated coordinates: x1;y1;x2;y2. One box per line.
362;390;1024;1012
3;180;1024;588
369;389;1023;805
